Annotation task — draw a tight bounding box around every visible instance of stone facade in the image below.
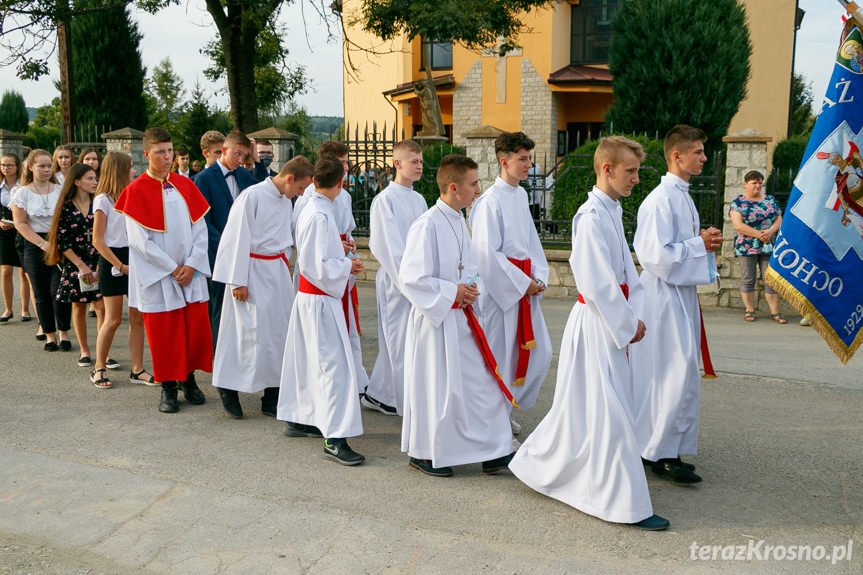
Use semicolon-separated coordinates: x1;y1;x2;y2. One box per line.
0;130;26;163
248;127;298;172
102;128;145;175
452;61;483;149
519;58;558;172
464;125;504;194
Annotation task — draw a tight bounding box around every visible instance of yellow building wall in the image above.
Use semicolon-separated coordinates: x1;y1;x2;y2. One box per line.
729;0;797;165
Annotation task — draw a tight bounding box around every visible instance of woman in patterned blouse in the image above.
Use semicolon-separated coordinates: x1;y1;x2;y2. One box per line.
729;170;786;323
45;163;105;368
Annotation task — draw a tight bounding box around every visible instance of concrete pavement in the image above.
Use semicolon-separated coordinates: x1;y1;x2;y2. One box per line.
1;283;861;574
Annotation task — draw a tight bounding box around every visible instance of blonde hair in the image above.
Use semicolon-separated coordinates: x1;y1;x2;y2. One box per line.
96;151;132;202
51;145;73;174
594;136;645;175
21;149;56;186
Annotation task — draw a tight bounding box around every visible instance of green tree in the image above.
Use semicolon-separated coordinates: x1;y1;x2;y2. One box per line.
33;97;63;130
173;82;230;161
146;57;186;132
277;102;312;152
70;4;147;130
0;90;29;133
28;96;63;149
605;0;752;151
203;22;308;122
789;72;814;137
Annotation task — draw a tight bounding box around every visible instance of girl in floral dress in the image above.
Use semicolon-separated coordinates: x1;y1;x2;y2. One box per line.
46;163;105;373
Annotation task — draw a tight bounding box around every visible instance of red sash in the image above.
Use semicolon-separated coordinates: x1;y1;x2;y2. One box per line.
250;252;290;272
507;257;537;386
340;234;361;336
699;303;717;378
298;273;350;328
577;283;629;304
452;301;520;409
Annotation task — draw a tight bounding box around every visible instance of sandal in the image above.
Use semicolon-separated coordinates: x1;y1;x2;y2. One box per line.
771;313;787;324
744;311;756;322
130;369;157;386
90;368;113;389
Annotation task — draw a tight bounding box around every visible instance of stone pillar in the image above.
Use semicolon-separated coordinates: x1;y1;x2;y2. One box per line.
452;61;483;149
102;128;145;175
248;127;298;172
520;58;558;173
464;125;504;194
716;128;772;309
0;129;26;162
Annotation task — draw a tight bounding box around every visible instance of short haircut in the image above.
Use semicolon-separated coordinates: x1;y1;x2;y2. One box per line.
256;138;272;147
174;147;189;157
314;155;345;189
200;130;225;151
593;136;645;175
143;127;172;152
437;154;478;194
318;141;349;158
495;131;535;160
393;139;422;157
744;170;764;182
663;124;707;162
223;130;251;150
279;155;314;179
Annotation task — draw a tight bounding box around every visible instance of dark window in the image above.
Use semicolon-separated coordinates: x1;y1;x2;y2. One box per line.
421;38;453;70
570;0;621;64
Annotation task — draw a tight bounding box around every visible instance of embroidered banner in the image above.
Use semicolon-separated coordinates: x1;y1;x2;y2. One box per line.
766;19;863;363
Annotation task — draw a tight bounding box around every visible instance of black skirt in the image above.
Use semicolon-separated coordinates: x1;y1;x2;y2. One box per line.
0;227;20;267
97;247;129;297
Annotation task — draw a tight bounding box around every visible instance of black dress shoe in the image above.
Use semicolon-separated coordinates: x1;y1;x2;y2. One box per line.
631;514;670;531
284;422;323;438
409;457;453;477
159;383;179;413
218;388;243;418
35;333;47;341
180;373;206;405
43;341;58;352
642;456;695;471
59;339;72;352
651;458;702;484
21;315;32;322
0;313;12;322
261;387;279;417
482;452;515;475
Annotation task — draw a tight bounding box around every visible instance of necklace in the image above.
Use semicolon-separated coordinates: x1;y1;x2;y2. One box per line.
31;182;53;214
436;204;464;279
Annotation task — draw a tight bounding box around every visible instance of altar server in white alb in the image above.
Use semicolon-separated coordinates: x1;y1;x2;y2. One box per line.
469;131;552;436
363;139;427;416
277;155;366;466
399;154;516;478
632;125;722;485
211;156;314;419
292;141;369;396
510;136;669;531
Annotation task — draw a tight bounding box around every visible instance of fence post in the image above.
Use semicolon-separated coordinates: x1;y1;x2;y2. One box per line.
714;128;772;309
102;127;145;174
0;129;26;162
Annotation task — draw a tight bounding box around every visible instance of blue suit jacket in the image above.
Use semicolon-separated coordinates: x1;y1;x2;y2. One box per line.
195;161;266;267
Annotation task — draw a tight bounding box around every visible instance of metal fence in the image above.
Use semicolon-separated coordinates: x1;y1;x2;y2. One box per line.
766;166;797;211
528;132;725;248
338;127;725;247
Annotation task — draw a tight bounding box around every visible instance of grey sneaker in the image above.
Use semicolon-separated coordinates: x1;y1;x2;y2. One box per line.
323;439;365;466
360;393;398;415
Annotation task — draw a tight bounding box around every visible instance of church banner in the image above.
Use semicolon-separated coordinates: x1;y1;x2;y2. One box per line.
766;18;863;363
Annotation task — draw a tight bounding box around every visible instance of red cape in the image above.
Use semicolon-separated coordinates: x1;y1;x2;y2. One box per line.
115;171;209;232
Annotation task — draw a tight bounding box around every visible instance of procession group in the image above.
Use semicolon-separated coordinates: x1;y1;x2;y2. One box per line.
1;124;725;532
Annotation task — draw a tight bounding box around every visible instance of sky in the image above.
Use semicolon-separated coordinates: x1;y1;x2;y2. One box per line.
0;0;849;119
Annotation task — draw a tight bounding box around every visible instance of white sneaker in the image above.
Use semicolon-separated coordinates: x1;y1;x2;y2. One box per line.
512;437;522;451
799;315;810;326
510;417;522;436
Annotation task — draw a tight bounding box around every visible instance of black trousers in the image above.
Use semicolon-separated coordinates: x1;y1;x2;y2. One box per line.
208;278;225;349
21;239;71;333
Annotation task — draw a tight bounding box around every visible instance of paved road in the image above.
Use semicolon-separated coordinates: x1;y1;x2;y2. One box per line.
1;283;861;574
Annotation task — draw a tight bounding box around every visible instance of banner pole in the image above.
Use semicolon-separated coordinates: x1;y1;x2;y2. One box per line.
837;0;863;27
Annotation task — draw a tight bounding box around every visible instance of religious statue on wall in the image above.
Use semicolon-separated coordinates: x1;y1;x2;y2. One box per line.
414;66;447;137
